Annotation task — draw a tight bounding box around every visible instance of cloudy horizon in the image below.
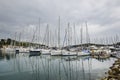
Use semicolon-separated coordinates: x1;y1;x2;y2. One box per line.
0;0;120;45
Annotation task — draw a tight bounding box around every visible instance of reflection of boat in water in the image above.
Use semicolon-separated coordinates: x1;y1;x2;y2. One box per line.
62;56;78;61
29;51;41;57
79;56;91;60
29;48;41;57
0;52;15;60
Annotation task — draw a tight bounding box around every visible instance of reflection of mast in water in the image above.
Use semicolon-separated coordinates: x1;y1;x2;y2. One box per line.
68;57;71;80
16;54;21;72
59;59;61;80
75;60;78;80
40;55;46;80
82;59;85;80
47;58;49;80
13;54;16;71
29;57;36;80
61;57;68;80
36;56;40;80
88;58;92;80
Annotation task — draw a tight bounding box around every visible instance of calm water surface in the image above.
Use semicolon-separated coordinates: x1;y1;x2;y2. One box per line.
0;52;116;80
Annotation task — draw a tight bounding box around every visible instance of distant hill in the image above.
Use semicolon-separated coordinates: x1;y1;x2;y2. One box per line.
63;43;114;49
0;38;46;48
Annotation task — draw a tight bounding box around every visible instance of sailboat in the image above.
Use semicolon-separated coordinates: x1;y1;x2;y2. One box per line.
29;23;41;56
51;16;62;56
61;23;77;56
41;24;51;55
29;47;41;56
77;22;90;56
2;46;15;53
15;32;30;54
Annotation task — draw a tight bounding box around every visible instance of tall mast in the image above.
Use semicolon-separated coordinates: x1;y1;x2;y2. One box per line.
55;29;57;47
68;22;70;47
58;16;60;48
38;18;41;46
115;34;119;47
74;23;76;45
47;24;49;47
70;26;72;45
66;29;68;46
63;29;67;47
80;24;83;48
19;32;21;47
85;21;90;47
42;24;48;47
14;32;17;47
49;30;51;47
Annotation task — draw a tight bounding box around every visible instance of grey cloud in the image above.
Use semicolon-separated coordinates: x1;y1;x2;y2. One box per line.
0;0;120;44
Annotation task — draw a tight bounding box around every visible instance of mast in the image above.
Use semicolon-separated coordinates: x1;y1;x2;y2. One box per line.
14;32;17;47
47;24;49;48
70;26;72;45
58;16;60;48
80;24;83;49
55;29;57;47
73;23;76;45
115;34;119;47
19;32;21;47
66;29;68;47
42;25;47;47
49;30;51;47
31;26;37;47
38;18;41;47
63;29;67;48
68;22;70;47
85;21;90;47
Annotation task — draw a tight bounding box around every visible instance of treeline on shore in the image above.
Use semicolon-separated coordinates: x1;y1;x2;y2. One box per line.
0;38;45;48
65;42;120;49
0;38;120;48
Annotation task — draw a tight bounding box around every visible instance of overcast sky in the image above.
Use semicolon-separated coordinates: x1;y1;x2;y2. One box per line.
0;0;120;45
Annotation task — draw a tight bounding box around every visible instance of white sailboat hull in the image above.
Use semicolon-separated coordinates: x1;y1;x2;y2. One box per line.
77;51;90;56
62;51;77;56
41;49;51;55
51;50;62;56
15;48;29;53
1;47;15;53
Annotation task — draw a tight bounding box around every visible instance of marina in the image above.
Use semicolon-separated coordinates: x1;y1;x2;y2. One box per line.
0;0;120;80
0;19;120;80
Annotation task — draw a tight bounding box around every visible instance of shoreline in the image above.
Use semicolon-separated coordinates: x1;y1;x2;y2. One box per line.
101;58;120;80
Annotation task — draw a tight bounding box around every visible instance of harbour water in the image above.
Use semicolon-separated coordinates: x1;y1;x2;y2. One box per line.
0;52;117;80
